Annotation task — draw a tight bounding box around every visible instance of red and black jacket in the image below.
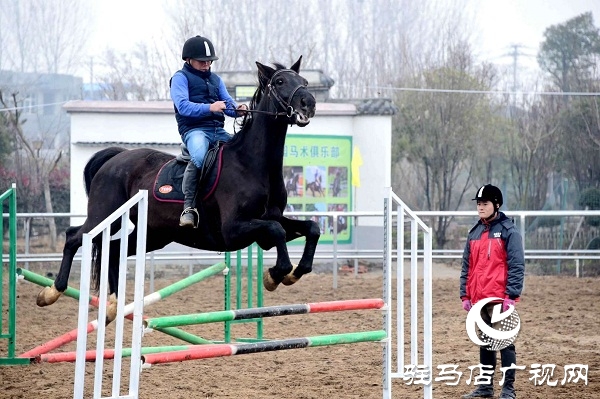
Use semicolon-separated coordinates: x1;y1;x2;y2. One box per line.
459;212;525;304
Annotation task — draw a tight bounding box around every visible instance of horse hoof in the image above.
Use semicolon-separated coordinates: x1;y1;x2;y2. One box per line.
105;294;118;325
36;285;61;307
262;272;280;292
282;264;300;286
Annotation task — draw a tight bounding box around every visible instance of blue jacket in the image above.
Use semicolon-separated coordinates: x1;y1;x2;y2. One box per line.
459;212;525;304
170;63;238;135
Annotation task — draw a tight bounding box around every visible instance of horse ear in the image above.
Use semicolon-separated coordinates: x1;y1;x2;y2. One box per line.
256;61;275;88
290;56;302;73
256;61;275;82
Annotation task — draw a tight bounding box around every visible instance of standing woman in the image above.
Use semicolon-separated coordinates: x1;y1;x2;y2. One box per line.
459;184;525;399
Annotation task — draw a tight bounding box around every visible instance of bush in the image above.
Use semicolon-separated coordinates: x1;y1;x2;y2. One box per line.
579;188;600;227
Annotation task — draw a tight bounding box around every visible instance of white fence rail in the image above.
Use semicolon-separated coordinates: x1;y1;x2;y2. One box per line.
383;189;433;399
74;190;148;399
7;210;600;257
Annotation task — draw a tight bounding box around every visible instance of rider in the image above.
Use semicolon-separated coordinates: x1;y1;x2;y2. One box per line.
170;35;248;228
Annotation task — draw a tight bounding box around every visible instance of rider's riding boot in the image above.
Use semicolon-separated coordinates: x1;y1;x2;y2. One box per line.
179;161;200;228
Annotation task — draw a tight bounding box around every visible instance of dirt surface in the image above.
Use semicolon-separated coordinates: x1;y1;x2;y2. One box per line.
1;263;598;399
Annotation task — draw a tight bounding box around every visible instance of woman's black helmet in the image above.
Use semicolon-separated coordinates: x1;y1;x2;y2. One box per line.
472;184;503;207
182;36;219;61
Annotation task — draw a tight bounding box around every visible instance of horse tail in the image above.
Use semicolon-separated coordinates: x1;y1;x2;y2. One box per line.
90;242;102;292
83;147;127;196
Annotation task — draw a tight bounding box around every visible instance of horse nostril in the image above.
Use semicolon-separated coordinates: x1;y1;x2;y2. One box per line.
301;98;307;107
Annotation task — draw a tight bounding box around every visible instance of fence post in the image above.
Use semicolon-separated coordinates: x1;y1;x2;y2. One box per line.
224;244;264;343
0;184;29;366
383;187;433;399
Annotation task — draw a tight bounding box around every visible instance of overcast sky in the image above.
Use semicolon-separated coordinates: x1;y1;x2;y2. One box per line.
90;0;600;77
473;0;600;66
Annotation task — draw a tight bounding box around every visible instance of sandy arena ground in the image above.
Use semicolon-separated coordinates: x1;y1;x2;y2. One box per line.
1;263;598;399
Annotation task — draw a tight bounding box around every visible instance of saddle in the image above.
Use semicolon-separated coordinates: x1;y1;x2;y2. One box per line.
153;142;224;203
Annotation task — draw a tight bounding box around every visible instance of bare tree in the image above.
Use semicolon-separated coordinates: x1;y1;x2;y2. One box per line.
585;99;600;148
0;90;63;249
557;96;600;192
0;0;90;249
95;45;162;101
393;41;498;248
503;93;561;210
95;0;476;102
0;0;91;74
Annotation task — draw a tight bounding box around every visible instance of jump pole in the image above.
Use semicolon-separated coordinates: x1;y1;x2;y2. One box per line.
35;344;197;364
141;330;387;366
145;298;385;329
20;317;212;360
0;184;28;366
17;263;225;358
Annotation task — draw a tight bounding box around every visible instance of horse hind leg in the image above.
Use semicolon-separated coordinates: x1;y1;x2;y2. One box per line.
104;232;138;324
104;244;122;324
37;225;83;307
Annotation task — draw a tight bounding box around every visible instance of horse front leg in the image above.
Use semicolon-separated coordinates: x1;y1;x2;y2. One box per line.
37;225;83;306
278;217;320;285
222;219;293;292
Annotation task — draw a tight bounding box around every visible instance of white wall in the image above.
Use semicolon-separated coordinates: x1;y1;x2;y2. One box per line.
65;100;392;227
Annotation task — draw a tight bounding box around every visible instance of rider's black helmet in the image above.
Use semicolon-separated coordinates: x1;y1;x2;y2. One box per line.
181;36;219;61
472;184;503;208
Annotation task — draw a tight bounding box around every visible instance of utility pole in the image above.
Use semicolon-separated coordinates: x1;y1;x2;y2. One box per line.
502;44;533;114
89;57;94;100
510;44;523;110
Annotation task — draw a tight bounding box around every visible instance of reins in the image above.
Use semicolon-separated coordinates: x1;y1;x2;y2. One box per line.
239;108;289;117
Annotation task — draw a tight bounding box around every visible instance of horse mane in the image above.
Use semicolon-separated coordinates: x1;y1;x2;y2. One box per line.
232;62;288;138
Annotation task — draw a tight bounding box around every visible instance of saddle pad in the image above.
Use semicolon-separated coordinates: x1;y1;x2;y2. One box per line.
153;147;224;203
153;159;186;203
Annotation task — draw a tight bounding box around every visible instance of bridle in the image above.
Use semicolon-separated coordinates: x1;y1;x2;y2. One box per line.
240;69;307;119
266;69;307;118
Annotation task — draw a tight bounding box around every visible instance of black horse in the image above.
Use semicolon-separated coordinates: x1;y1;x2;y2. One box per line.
285;173;300;196
36;57;319;322
306;175;324;197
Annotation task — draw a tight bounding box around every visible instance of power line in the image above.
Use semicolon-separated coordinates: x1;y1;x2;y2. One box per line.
2;86;598;117
0;101;70;113
337;84;600;96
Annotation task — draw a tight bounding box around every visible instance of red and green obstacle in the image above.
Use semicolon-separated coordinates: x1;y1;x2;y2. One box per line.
142;330;387;365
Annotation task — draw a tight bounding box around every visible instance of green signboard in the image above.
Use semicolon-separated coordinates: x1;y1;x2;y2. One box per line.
283;134;352;243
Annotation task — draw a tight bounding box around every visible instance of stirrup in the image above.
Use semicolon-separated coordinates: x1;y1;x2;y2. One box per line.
179;207;199;228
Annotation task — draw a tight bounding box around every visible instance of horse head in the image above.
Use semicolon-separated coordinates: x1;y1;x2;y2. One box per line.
255;56;316;127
